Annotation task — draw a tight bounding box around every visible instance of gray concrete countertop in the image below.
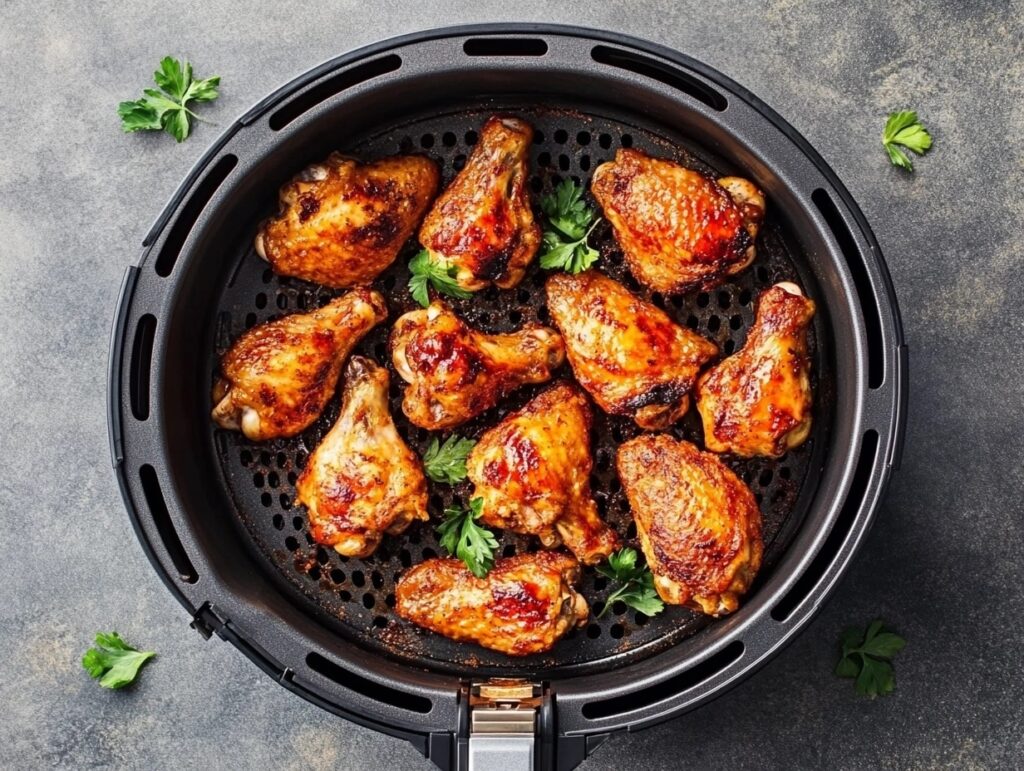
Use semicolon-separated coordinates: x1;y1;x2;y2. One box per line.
1;1;1021;768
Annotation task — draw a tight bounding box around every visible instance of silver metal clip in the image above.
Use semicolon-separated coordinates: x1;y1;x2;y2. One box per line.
467;680;542;771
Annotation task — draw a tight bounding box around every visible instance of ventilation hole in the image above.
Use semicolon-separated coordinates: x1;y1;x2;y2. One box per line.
275;293;288;310
253;472;265;488
465;130;478;145
502;544;517;558
371;571;384;589
579;155;591;172
759;469;774;487
268;472;280;489
772;431;880;621
285;536;299;551
558;154;571;171
260;451;272;465
730;315;743;330
533;130;545;144
452;154;467;171
373;616;388;628
352;570;365;587
362;593;375;609
399;549;412;568
255;292;267;309
590;45;727;111
306;652;431;714
576;130;592;145
268;55;401;130
594;575;608;591
537;305;550;322
462;37;548;57
244;312;257;329
276;452;287;468
552;128;567;144
240;449;252;466
138;465;197;583
307;565;321;581
586;624;602;639
330;568;345;584
812;188;884;387
620;134;633;148
610;623;625;639
625;521;637;539
598;133;612;149
261;268;274;283
260;492;272;507
780;466;792;480
286;470;298;485
339;589;352;602
422;547;438;560
420;134;435;149
385;593;397;608
129;314;156;421
717;291;731;309
696;292;710;308
756;265;770;283
153;154;238;274
739;288;752;305
442;131;457;147
537;151;551;167
724;339;736;355
316;547;330;565
516;288;530;303
508;309;523;324
707;316;721;332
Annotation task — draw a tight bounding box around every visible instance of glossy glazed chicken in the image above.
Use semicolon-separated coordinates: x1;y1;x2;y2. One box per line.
546;271;719;429
467;382;620;565
255;153;439;287
696;282;816;458
395;552;588;655
617;435;763;616
211;289;387;440
390;301;565;429
591;149;766;293
296;357;428;558
418;116;540;291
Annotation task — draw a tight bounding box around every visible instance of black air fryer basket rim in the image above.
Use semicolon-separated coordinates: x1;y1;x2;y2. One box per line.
108;23;906;769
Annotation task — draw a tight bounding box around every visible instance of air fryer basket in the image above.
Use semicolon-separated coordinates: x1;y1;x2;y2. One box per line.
109;25;906;771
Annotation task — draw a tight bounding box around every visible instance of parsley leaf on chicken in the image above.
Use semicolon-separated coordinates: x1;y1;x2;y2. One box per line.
407;249;474;308
539;179;601;273
81;631;156;689
437;497;498;578
422;435;477;484
882;111;933;171
596;547;665;617
117;57;220;142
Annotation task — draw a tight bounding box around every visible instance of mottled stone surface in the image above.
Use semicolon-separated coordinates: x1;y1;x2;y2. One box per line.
1;1;1021;768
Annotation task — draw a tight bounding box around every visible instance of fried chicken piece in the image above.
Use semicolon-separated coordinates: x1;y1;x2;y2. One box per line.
467;382;619;565
546;271;718;429
255;153;439;287
696;282;815;458
418;116;540;291
591;149;765;293
395;552;588;656
617;435;763;616
390;301;564;429
296;357;428;558
211;289;387;440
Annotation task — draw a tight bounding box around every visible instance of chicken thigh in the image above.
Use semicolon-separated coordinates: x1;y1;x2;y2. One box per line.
418;115;540;291
591;149;765;293
255;153;439;287
390;301;564;429
617;435;763;616
467;382;619;564
546;271;718;429
212;289;387;440
696;282;815;458
296;357;428;558
395;552;588;655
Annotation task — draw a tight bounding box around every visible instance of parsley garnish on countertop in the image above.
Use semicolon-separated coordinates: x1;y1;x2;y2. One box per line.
82;631;155;689
836;620;906;697
118;57;220;142
882;111;932;171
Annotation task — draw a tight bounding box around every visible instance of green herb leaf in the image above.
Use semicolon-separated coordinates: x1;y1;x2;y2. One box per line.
422;435;477;484
596;547;665;618
437;498;498;578
81;631;155;689
882;111;932;171
118;57;220;142
835;620;905;698
539;179;601;274
407;249;474;308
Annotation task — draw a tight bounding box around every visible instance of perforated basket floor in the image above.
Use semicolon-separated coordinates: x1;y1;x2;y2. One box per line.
210;105;824;677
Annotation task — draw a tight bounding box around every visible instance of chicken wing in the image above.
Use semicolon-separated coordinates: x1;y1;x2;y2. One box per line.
591;149;765;293
418;116;540;291
696;282;815;458
617;435;763;616
296;357;428;558
546;271;718;429
467;382;619;564
255;153;439;288
395;552;588;655
212;289;387;440
390;301;564;429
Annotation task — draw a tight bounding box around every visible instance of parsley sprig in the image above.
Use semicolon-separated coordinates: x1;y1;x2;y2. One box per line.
407;249;473;307
422;435;477;484
539;179;601;274
82;632;156;689
118;57;220;143
596;547;665;618
882;111;932;171
835;620;906;697
437;497;498;578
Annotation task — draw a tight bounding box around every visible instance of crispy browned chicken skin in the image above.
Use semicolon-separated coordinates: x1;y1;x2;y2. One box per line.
390;301;565;429
395;552;588;655
696;282;815;458
617;435;763;616
296;357;428;557
467;382;620;565
546;271;719;429
255;153;439;288
418;116;540;291
211;289;387;440
591;149;765;293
